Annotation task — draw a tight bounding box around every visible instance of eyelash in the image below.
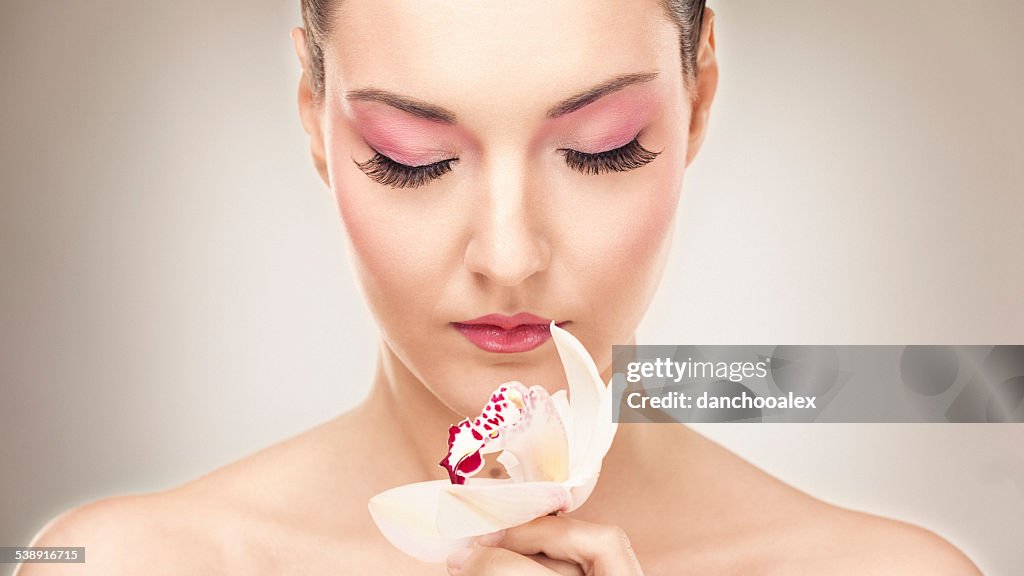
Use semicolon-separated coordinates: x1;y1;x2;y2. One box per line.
353;153;458;189
559;137;661;175
355;136;660;189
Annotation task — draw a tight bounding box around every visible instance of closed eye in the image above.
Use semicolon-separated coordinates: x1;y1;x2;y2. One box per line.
354;135;660;188
353;150;458;189
559;136;660;175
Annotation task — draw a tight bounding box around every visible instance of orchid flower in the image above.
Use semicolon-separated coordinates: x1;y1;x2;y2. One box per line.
367;322;618;563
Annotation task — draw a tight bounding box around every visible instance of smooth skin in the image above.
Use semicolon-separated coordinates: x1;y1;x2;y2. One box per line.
20;1;982;574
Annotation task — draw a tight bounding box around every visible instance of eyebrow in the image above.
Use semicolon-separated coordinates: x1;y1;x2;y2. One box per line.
345;88;457;124
345;71;659;125
546;71;659;118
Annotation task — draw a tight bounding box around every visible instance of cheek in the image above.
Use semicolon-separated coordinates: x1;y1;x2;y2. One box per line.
600;191;677;312
559;147;683;339
324;124;463;340
580;110;688;334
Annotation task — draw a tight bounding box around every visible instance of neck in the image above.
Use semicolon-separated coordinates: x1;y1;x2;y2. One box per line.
356;338;461;482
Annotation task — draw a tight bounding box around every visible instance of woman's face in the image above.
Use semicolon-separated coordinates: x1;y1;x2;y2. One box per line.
297;0;709;416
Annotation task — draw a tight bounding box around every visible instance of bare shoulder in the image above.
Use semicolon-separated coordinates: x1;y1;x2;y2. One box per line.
648;428;982;575
16;491;221;575
798;505;983;575
17;415;382;575
738;498;983;575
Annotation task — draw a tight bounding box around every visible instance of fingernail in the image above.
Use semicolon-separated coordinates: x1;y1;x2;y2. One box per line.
446;547;472;572
475;529;506;546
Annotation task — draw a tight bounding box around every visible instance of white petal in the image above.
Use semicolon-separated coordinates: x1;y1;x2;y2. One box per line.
550;323;607;472
437;480;573;540
550;389;573;437
367;480;472;563
496;450;523;482
574;382;619;483
499;385;570;483
562;389;616;513
566;472;599;512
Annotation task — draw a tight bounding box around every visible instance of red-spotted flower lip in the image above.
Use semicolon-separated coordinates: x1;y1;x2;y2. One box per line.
455;313;562;331
439;382;531;485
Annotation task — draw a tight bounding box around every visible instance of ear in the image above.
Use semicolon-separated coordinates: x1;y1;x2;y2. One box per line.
685;7;718;167
291;27;330;185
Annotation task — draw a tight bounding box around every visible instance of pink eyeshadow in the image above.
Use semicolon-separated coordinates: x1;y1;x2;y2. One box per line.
545;87;660;153
346;84;661;164
350;102;462;166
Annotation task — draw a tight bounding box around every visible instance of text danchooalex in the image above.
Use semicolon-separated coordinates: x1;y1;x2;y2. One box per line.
367;322;619;562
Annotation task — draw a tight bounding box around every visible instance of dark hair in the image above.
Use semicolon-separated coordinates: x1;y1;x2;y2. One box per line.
300;0;708;101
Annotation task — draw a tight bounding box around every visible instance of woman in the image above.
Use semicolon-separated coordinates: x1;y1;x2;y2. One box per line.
23;0;982;574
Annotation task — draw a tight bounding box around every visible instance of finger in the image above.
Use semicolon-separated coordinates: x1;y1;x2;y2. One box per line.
528;553;586;576
479;515;644;575
447;545;555;575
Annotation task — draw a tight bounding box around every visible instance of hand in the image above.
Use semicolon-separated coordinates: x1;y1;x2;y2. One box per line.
445;515;644;575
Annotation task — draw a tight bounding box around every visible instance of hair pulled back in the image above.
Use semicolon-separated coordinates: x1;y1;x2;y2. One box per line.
299;0;708;100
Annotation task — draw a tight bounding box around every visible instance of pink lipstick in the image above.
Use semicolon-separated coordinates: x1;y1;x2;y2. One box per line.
452;313;567;353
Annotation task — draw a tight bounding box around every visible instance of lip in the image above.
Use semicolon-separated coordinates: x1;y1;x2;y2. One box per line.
452;313;568;353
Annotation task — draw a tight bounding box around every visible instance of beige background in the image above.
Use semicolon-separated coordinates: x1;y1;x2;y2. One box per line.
1;1;1022;574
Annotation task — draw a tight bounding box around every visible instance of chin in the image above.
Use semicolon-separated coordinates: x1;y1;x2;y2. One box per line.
437;355;568;414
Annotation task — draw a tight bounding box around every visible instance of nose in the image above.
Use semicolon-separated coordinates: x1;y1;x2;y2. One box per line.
463;161;551;287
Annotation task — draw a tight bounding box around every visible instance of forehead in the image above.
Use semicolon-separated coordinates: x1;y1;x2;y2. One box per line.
325;0;681;126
